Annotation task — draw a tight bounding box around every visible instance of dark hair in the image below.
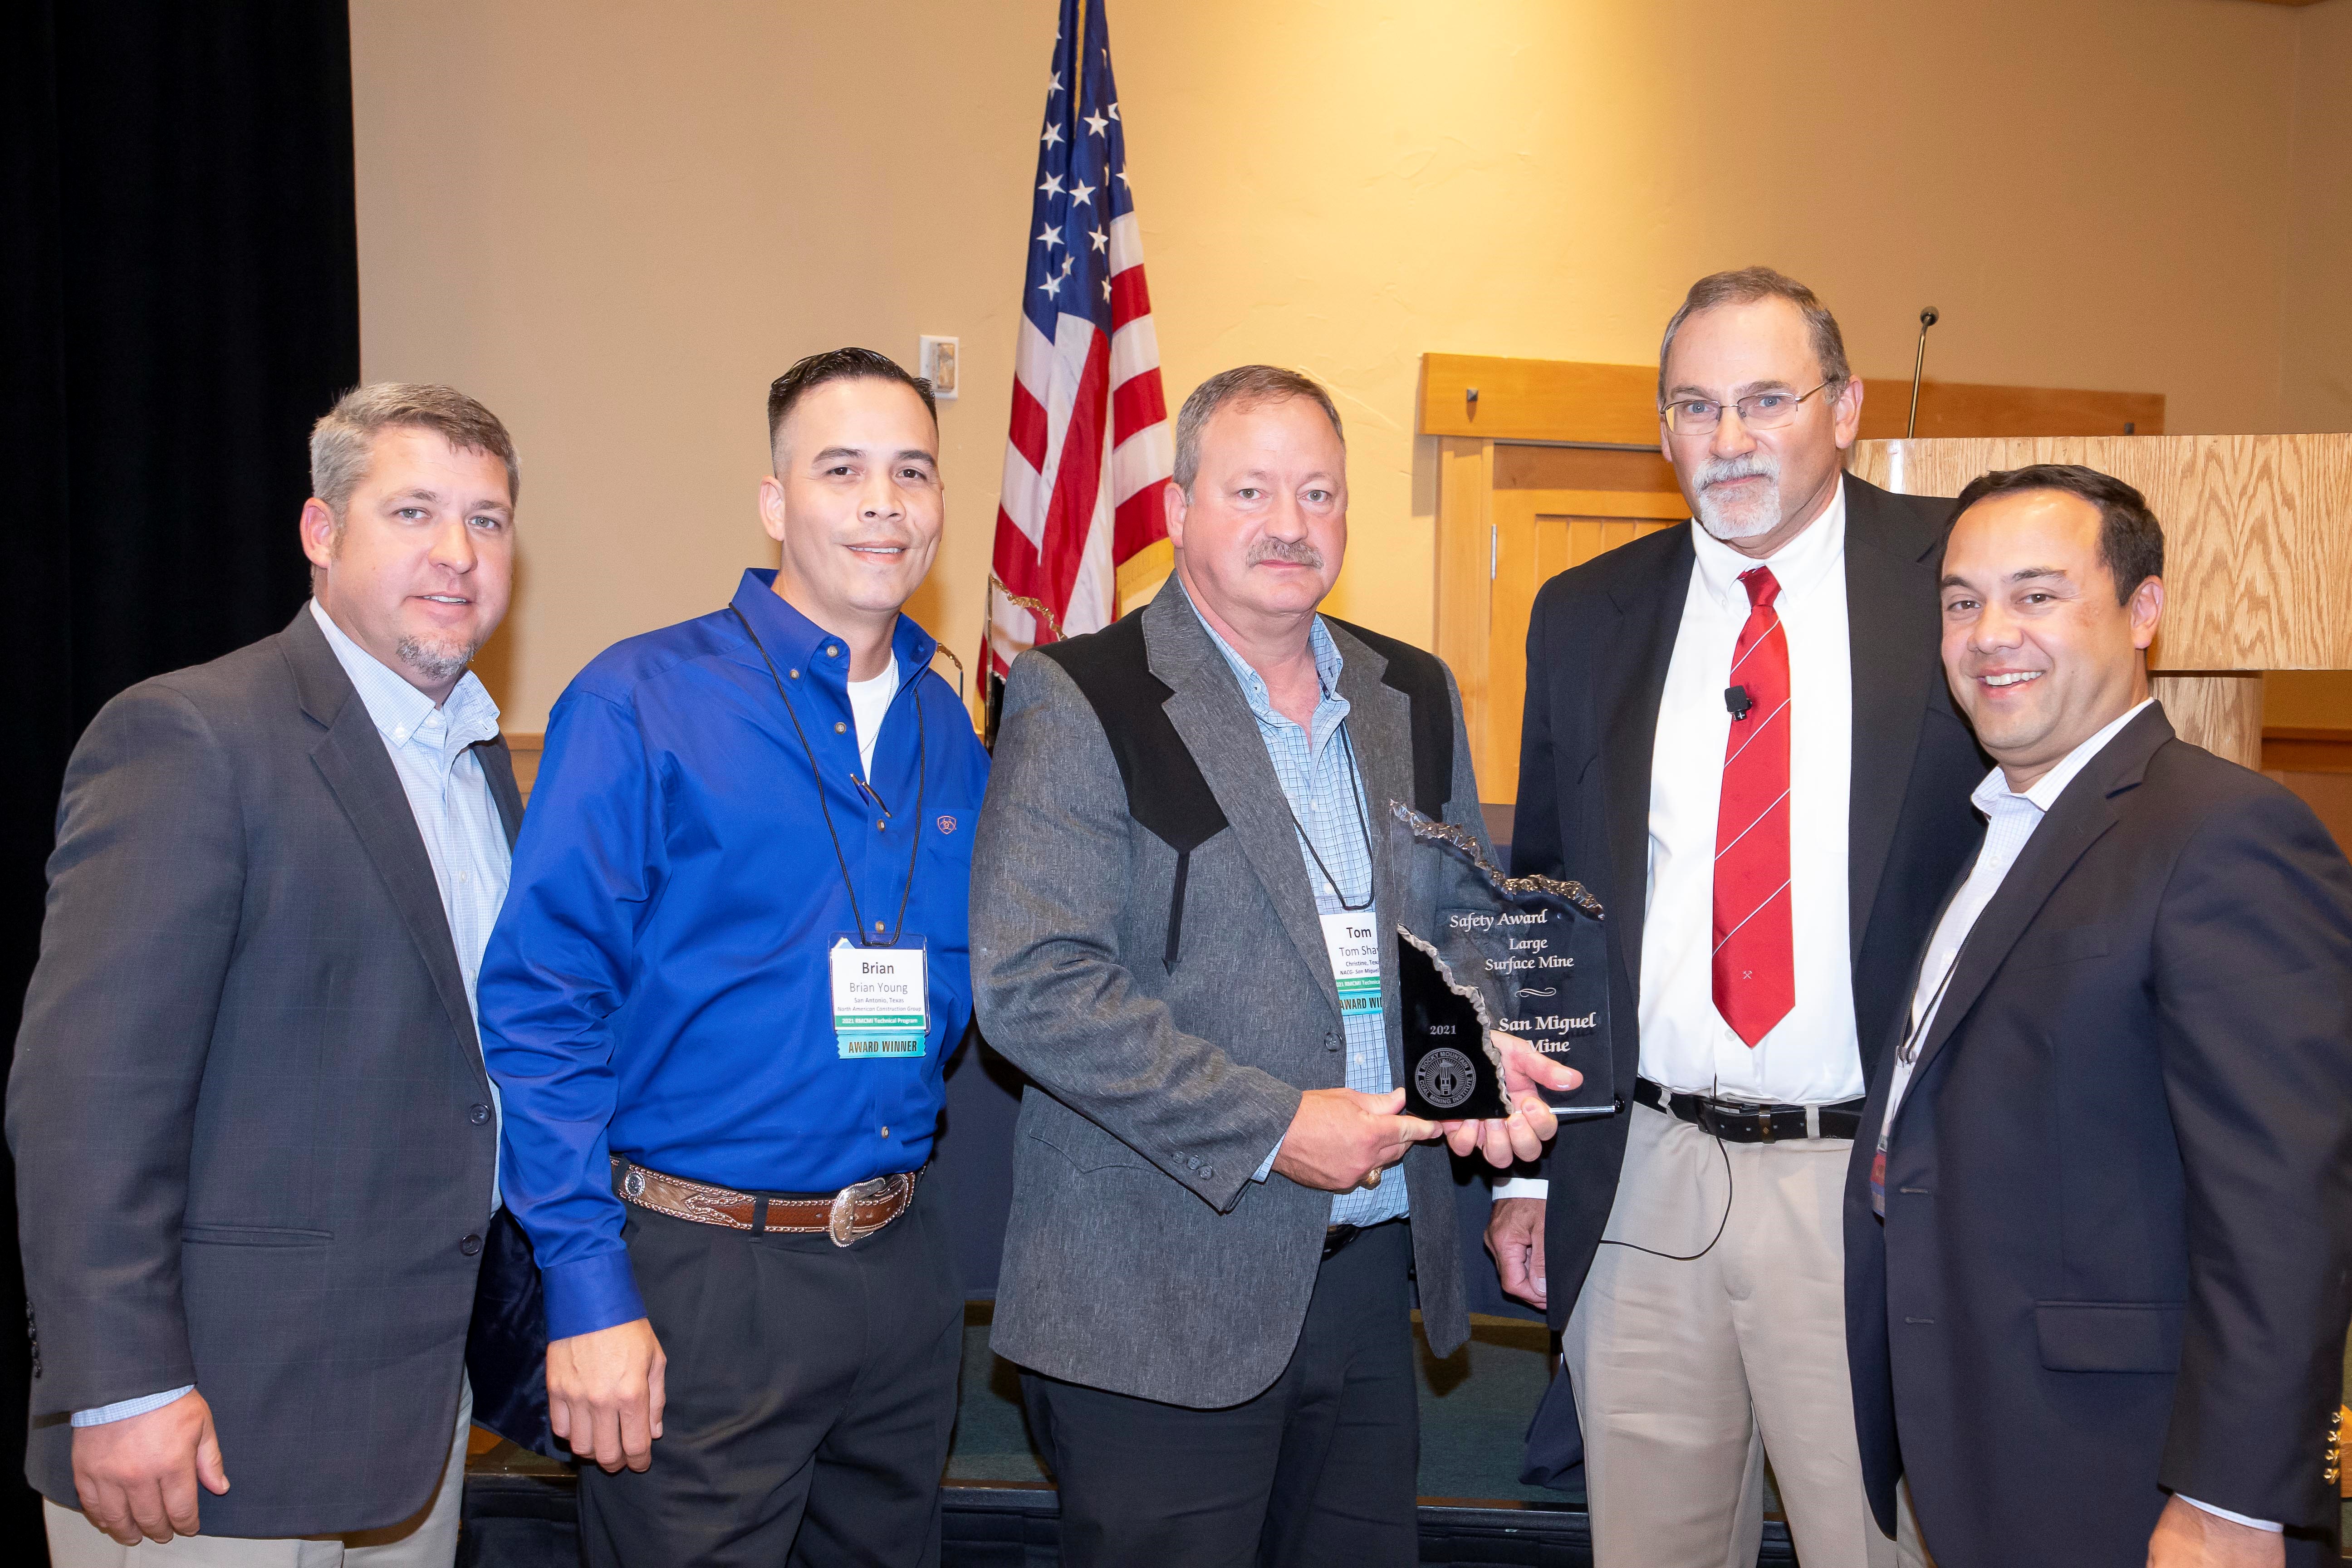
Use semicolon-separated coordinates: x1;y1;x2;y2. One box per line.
1172;365;1345;495
1658;266;1851;403
1952;463;2164;603
765;348;936;456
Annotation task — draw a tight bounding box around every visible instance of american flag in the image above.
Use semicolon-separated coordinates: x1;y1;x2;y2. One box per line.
985;0;1172;697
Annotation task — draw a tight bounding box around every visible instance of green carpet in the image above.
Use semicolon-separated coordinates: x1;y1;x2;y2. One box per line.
944;1304;1573;1504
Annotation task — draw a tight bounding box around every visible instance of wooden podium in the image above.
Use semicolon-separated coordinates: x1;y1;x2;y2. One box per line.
1849;435;2352;769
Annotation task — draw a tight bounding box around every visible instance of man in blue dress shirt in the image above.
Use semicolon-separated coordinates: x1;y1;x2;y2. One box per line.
479;348;990;1568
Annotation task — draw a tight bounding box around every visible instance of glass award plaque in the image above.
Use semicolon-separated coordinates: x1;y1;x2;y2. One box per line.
1389;802;1613;1120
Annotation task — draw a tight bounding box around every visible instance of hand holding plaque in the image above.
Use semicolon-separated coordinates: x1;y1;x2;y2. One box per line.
1389;802;1613;1122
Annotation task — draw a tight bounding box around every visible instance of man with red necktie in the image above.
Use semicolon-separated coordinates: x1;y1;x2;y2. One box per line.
1486;268;1985;1567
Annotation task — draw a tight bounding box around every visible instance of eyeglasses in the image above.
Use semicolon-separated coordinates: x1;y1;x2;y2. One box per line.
1662;380;1838;436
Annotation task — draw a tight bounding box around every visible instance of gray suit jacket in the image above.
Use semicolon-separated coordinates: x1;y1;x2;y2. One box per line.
973;585;1487;1407
7;607;522;1536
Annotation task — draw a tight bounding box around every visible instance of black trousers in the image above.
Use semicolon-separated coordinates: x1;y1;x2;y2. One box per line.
1023;1220;1420;1568
577;1173;962;1568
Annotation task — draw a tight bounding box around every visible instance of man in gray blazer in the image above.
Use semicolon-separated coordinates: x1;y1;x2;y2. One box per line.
973;365;1573;1568
10;384;532;1565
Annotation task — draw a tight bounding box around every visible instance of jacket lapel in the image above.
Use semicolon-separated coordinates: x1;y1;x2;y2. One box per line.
475;735;525;847
283;608;492;1081
1903;706;2172;1085
1147;589;1341;1008
1602;529;1694;1002
1842;475;1948;960
1331;623;1415;1069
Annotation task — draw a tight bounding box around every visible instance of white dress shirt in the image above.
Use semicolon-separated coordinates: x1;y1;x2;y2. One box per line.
75;603;514;1427
1872;697;2269;1534
1639;482;1857;1104
1495;488;1856;1204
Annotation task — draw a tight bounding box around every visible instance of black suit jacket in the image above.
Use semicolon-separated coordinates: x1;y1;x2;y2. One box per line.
8;607;546;1536
1846;706;2352;1566
1514;472;1984;1321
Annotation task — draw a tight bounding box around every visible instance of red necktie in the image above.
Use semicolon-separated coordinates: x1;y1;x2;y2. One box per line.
1713;566;1794;1047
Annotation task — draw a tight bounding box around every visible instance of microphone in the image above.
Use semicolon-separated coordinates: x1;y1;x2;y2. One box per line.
1725;685;1754;721
1906;305;1940;440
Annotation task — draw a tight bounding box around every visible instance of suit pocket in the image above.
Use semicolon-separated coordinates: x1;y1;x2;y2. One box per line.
181;1223;334;1247
2008;923;2112;971
2034;1300;2183;1372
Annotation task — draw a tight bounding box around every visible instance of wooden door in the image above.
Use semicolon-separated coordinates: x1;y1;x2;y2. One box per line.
1487;486;1684;797
1437;439;1687;800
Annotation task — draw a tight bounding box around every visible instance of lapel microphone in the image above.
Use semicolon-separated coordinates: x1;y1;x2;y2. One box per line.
1725;685;1754;721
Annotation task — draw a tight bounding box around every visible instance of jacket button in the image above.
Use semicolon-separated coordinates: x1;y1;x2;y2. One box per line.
1201;1166;1214;1179
469;1104;491;1125
460;1234;483;1257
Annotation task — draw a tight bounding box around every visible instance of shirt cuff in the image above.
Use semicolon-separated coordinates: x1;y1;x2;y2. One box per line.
1493;1177;1550;1201
73;1386;194;1427
1252;1135;1284;1183
2176;1495;2280;1532
540;1249;649;1342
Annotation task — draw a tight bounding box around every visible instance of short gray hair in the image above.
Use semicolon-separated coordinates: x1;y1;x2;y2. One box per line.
1657;267;1852;403
1172;365;1345;495
309;382;519;519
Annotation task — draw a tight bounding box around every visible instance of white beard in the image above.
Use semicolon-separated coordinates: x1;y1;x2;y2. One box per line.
1691;454;1783;542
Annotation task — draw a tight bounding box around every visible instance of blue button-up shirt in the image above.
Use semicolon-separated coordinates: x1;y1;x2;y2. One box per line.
479;571;990;1340
1192;593;1408;1227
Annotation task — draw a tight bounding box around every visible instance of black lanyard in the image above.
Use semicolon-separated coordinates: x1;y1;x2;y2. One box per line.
730;606;925;948
1286;721;1375;913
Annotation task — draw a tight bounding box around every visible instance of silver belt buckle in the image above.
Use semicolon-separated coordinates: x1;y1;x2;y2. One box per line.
828;1176;892;1247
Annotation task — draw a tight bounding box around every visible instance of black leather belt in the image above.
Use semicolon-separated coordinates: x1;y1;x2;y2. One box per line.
1635;1078;1864;1143
1323;1218;1401;1262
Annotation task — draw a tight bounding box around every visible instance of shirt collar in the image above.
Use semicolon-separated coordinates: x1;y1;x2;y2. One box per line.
308;599;500;751
1178;577;1344;723
1969;697;2156;818
1689;475;1846;612
730;568;938;687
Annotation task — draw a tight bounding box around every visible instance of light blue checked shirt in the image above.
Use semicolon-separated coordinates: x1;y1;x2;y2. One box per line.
1192;593;1409;1228
75;602;513;1427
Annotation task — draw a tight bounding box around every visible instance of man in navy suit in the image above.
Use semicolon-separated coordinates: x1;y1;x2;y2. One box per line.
1847;463;2352;1567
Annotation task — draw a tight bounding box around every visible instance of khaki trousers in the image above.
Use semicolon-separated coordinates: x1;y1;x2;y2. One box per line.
44;1375;471;1568
1563;1102;1893;1568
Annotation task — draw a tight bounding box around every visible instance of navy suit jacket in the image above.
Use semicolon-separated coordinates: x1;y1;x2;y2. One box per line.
1513;473;1984;1319
1847;706;2352;1566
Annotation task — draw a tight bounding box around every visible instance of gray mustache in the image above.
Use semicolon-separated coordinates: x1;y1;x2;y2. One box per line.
1247;539;1326;569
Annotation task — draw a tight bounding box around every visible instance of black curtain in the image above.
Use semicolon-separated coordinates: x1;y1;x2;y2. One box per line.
0;2;361;1553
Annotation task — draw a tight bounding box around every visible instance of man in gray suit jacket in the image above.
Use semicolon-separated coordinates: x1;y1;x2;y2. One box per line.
974;366;1573;1568
10;385;533;1566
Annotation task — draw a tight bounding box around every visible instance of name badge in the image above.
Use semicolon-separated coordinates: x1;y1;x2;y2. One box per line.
829;935;929;1060
1320;909;1383;1019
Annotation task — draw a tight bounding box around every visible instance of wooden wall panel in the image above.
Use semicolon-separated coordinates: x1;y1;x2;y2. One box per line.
2151;673;2264;769
1852;434;2352;671
1421;353;2165;444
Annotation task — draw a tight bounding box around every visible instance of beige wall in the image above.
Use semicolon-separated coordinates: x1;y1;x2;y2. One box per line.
352;0;2348;734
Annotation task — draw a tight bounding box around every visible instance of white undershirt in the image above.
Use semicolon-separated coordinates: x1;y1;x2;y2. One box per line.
846;654;900;778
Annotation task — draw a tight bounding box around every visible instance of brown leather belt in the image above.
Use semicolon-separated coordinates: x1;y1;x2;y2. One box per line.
611;1156;917;1246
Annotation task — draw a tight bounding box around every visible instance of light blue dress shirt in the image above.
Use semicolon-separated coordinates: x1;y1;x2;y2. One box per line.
74;602;513;1427
1190;591;1409;1228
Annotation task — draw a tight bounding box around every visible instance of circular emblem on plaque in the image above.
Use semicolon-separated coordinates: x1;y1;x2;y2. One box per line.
1416;1047;1477;1111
